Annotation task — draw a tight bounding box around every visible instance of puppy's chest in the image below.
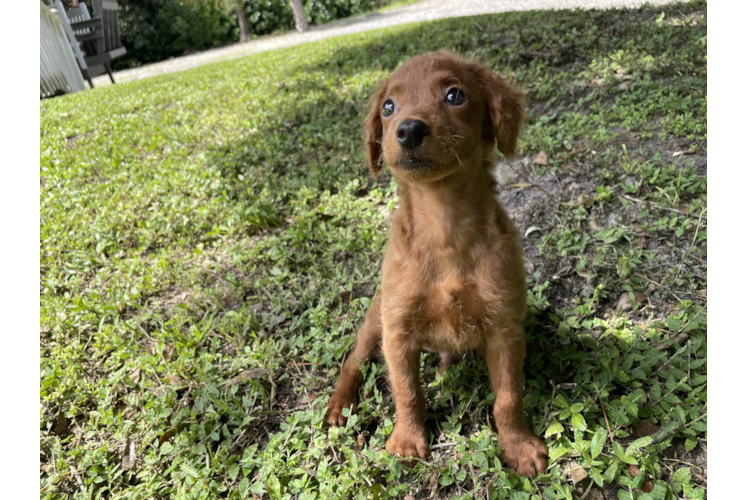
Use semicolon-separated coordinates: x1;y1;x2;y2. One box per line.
416;274;498;351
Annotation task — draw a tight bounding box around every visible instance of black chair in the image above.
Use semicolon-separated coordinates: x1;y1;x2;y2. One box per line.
66;0;126;87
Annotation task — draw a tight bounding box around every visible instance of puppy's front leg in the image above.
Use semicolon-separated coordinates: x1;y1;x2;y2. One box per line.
485;325;548;478
382;330;430;465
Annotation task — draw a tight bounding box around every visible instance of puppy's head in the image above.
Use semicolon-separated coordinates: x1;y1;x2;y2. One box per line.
364;51;524;182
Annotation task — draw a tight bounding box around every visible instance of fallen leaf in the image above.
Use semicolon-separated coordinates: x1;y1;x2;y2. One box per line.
562;163;574;173
121;440;137;470
533;151;548;165
523;261;535;275
158;423;188;446
164;345;176;362
510;182;533;188
578;194;595;207
563;194;595;208
53;411;68;435
673;332;689;346
355;431;370;451
632;420;660;439
568;462;588;486
615;294;632;312
587;489;605;500
129;368;141;385
616;291;647;312
267;314;286;327
524;226;542;237
576;270;591;279
672;150;696;157
331;290;353;308
588;219;599;231
297;393;317;404
223;368;271;387
618;80;632;91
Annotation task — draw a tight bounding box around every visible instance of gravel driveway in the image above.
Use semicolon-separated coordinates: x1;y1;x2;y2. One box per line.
93;0;677;86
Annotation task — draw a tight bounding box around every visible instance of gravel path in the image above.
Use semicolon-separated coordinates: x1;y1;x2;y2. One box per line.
94;0;677;86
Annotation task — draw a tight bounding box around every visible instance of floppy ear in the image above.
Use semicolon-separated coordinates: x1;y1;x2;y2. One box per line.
471;64;525;157
364;79;389;174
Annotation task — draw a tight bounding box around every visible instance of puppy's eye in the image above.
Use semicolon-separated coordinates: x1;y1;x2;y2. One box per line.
382;100;396;117
445;88;466;106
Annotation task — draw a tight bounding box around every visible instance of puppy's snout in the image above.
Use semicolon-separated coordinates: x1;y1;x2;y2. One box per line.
395;120;430;151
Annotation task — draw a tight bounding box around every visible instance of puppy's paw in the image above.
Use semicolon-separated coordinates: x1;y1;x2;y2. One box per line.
386;425;430;467
325;391;357;426
500;430;548;478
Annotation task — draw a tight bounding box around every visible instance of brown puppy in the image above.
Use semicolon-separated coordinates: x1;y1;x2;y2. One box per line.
326;51;548;478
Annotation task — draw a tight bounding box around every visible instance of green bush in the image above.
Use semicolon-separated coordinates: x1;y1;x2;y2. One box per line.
243;0;294;36
305;0;382;24
114;0;235;69
109;0;390;70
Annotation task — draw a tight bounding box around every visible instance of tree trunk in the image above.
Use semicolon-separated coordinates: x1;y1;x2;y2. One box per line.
236;0;250;42
289;0;308;33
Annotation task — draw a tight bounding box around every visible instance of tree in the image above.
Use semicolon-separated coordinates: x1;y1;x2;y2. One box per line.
288;0;308;33
235;0;250;42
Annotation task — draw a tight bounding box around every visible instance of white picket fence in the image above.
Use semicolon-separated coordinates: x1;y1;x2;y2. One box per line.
40;2;86;98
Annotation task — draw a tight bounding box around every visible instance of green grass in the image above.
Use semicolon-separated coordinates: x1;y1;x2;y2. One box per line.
40;2;707;499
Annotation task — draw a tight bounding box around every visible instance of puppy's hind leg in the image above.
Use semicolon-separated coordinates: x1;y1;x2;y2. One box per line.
326;292;382;426
438;352;453;375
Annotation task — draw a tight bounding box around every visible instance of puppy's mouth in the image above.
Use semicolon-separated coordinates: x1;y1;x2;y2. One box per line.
396;155;431;170
402;157;425;166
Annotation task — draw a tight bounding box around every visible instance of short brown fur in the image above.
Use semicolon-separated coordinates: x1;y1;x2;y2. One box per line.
327;51;548;477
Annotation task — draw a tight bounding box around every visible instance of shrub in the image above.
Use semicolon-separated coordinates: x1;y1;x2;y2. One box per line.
305;0;382;25
104;0;391;69
114;0;235;69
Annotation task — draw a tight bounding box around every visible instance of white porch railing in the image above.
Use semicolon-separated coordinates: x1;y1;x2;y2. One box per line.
40;2;86;98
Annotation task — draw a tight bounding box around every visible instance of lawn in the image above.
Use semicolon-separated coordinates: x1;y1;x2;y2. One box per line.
40;1;707;499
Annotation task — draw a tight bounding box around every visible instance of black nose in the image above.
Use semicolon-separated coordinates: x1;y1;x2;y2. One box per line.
395;120;430;150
